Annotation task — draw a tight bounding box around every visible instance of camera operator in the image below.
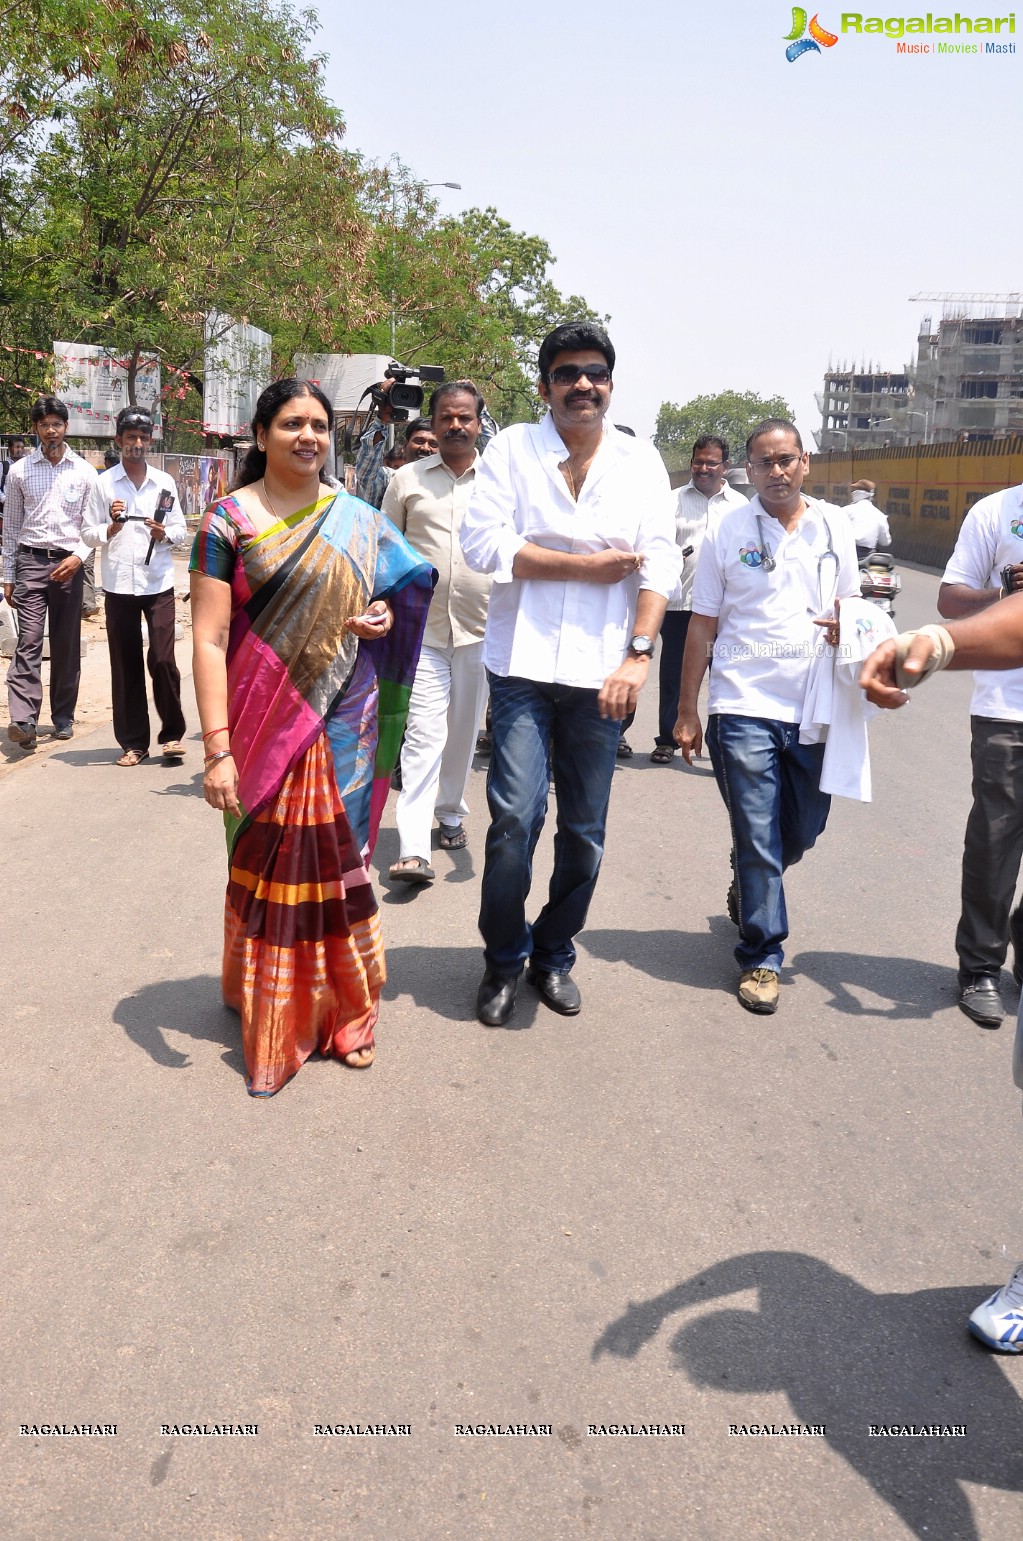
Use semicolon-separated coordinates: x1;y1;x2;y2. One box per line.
355;379;396;509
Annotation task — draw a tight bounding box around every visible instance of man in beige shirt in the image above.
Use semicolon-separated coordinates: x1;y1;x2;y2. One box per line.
382;381;492;883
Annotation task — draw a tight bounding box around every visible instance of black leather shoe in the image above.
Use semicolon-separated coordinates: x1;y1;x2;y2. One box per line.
958;974;1005;1028
526;965;581;1015
476;970;518;1026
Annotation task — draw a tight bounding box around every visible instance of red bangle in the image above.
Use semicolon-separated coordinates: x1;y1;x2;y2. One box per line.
202;726;229;742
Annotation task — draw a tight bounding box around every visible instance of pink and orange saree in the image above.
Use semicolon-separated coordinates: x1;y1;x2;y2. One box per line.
190;488;433;1095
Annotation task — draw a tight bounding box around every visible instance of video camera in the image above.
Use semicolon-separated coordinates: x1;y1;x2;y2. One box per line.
372;361;446;420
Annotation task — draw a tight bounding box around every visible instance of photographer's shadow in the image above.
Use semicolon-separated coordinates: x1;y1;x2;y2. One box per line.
793;949;973;1020
594;1250;1023;1541
113;974;245;1079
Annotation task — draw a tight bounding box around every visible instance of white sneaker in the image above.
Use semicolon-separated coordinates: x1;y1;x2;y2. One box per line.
968;1262;1023;1351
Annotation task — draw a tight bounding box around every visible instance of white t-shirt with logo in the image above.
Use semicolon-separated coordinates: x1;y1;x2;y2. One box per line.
692;494;860;721
942;484;1023;721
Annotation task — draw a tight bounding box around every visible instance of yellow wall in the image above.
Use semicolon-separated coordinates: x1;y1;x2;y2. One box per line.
808;439;1023;567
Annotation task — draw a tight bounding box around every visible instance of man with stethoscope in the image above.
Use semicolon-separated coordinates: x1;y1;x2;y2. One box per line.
674;419;860;1015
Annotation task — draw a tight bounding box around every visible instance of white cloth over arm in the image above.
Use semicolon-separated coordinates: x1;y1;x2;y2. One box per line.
799;597;897;801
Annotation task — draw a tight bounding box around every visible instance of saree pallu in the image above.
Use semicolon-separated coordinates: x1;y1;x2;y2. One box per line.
190;489;433;1096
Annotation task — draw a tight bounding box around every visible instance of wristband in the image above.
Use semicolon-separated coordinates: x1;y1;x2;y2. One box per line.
202;726;229;742
893;624;956;689
204;749;234;769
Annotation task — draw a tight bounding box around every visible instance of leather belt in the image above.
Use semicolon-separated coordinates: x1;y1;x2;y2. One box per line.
21;545;71;560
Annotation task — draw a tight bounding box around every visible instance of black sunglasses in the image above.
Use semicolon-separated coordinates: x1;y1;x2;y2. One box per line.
119;412;154;431
547;364;612;387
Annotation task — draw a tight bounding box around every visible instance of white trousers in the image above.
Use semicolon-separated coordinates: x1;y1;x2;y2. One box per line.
396;640;488;860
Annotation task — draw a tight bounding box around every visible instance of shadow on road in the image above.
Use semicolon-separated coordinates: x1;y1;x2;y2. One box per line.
113;974;246;1079
585;927;964;1023
593;1250;1023;1541
792;950;968;1021
382;942;544;1029
584;922;741;992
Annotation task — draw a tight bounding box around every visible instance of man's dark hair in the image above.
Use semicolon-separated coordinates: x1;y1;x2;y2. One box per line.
30;396;68;425
234;379;334;489
403;417;434;442
745;419;802;459
8;435;25;448
430;380;484;421
692;434;729;463
115;405;155;436
538;323;615;383
103;448;120;468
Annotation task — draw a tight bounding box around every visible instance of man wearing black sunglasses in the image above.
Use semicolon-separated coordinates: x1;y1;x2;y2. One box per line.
461;322;678;1025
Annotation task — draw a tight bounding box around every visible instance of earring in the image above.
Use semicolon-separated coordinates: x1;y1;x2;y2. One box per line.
257;441;265;451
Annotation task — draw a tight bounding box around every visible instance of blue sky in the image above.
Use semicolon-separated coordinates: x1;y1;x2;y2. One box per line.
315;2;1022;446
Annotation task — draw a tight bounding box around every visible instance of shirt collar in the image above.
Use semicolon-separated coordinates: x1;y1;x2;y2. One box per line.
539;410;613;462
111;459;154;489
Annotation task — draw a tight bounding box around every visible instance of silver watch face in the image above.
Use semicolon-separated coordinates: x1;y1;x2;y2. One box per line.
629;635;654;657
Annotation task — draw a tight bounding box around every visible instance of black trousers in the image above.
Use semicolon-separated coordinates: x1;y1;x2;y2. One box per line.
956;715;1023;978
654;610;692;747
7;548;83;728
105;589;185;753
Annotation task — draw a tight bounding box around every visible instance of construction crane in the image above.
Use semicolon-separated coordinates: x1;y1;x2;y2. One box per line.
910;292;1023;305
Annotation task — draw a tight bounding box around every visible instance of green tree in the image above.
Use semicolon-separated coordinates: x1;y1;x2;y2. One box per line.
654;389;796;472
1;2;377;438
0;7;607;438
342;199;607;426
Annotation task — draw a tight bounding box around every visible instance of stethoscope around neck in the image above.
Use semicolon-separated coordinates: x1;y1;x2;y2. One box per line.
755;511;839;611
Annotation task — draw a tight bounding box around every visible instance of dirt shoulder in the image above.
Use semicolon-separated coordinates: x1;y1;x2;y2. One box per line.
0;553;194;783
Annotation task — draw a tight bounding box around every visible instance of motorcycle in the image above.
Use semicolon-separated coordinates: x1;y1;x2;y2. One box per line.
858;549;901;619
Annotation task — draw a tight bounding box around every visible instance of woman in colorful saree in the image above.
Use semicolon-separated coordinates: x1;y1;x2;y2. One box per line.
189;380;433;1097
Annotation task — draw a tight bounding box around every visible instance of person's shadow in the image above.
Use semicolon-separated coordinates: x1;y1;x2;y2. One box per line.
586;928;961;1021
593;1250;1023;1539
794;949;1004;1021
113;974;246;1080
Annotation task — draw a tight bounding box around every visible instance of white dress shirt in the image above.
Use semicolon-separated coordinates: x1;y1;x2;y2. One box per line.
692;494;860;721
1;445;97;583
846;493;891;550
942;483;1023;721
83;461;187;597
459;415;678;688
669;479;750;611
381;452;491;650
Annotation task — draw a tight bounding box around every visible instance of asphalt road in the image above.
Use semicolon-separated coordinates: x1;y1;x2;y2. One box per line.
3;563;1023;1541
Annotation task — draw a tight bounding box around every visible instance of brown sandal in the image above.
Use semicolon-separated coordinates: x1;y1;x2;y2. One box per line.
116;749;149;767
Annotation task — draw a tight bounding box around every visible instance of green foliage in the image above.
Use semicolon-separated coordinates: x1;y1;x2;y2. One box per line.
0;5;606;440
654;389;797;471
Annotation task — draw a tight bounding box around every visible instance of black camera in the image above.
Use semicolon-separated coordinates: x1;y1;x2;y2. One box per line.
1001;564;1018;598
371;361;445;420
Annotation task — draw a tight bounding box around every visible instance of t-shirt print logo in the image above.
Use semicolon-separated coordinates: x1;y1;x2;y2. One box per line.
1011;516;1023;539
739;543;767;568
784;8;839;60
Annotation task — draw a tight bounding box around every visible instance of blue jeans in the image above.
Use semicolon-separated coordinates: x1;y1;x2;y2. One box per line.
706;714;831;972
478;672;622;975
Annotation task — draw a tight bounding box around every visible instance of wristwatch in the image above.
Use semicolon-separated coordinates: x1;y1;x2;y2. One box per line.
627;635;654;659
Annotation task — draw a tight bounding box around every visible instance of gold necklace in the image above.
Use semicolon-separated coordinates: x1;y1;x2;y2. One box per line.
260;478;282;521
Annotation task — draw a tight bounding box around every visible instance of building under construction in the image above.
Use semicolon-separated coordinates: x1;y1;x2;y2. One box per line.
816;295;1023;449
